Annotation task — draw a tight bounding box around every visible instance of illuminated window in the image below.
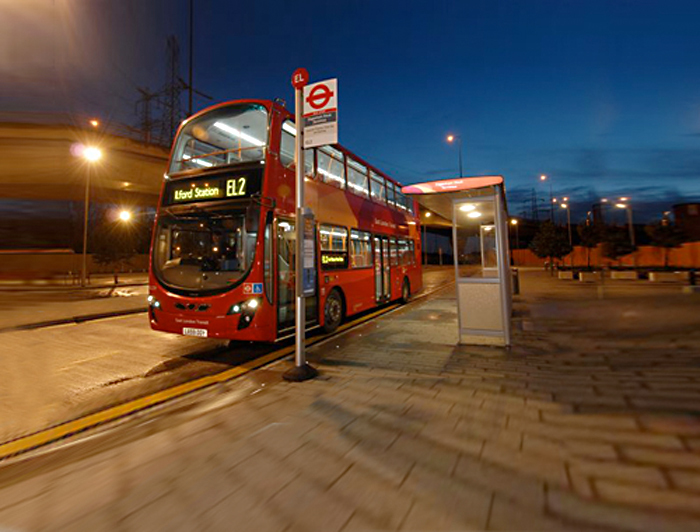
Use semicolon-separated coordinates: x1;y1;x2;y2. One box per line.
319;224;348;270
317;146;345;189
370;172;386;203
387;181;396;207
350;230;372;268
347;159;369;198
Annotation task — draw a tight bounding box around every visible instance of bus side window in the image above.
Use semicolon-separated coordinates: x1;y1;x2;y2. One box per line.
280;121;295;167
387;182;396;207
370;172;386;203
280;120;314;178
347;159;369;198
317;147;346;189
350;230;372;268
389;238;399;266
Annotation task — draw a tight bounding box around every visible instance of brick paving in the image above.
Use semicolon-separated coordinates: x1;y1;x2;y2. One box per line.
0;270;699;531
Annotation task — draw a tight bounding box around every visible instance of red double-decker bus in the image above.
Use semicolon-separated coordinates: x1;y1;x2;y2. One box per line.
148;99;422;341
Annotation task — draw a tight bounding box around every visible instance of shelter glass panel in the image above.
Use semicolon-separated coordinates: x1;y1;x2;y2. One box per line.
454;200;499;278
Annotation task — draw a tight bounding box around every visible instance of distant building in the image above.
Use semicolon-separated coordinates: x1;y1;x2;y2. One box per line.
673;203;700;241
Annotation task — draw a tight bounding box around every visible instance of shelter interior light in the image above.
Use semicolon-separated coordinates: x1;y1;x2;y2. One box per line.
459;204;476;212
615;203;627;209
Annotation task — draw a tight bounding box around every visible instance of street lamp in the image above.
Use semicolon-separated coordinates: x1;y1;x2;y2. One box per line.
446;134;463;177
89;119;100;128
510;218;520;251
423;211;431;265
560;203;572;246
615;201;635;247
561;202;573;267
81;146;102;286
540;175;554;222
118;210;132;222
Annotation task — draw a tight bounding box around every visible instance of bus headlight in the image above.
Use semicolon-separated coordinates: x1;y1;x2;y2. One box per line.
148;295;161;309
228;299;261;330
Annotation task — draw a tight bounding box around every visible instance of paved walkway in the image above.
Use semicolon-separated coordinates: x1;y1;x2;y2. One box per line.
1;272;700;531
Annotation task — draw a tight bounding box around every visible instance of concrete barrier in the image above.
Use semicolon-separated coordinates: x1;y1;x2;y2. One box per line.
649;271;688;283
579;272;600;283
558;271;574;280
610;271;638;280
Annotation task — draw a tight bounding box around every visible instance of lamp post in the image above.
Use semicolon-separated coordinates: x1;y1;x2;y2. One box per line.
446;134;463;177
510;219;519;265
560;201;573;267
81;146;102;287
616;199;636;268
540;175;553;222
615;200;635;247
423;211;431;265
560;202;572;245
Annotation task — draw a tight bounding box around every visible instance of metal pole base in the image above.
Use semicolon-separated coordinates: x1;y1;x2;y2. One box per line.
283;363;318;382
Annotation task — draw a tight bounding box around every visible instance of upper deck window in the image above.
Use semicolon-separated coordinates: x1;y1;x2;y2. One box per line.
386;181;396;206
347;158;369;198
370;172;386;204
317;146;345;189
169;103;269;174
280;120;314;177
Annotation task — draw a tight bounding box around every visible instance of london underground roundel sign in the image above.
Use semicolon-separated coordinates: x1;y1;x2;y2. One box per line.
291;68;308;89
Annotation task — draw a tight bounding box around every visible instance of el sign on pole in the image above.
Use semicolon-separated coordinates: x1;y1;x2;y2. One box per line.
302;79;338;148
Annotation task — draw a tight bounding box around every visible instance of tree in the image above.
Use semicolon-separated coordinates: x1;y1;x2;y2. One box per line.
645;220;686;268
529;221;573;274
577;222;604;269
601;226;636;266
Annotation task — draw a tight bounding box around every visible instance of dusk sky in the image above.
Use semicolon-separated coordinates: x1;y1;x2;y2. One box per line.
3;0;700;221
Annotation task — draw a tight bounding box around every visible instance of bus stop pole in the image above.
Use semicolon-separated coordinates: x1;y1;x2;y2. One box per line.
284;74;318;382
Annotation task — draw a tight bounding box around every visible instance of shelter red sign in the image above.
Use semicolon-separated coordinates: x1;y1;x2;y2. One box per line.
291;67;308;89
401;176;504;195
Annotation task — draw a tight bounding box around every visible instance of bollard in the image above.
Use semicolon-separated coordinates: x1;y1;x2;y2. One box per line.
511;268;520;295
690;269;696;286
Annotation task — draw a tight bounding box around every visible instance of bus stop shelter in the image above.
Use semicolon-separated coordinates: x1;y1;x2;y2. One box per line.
402;176;512;347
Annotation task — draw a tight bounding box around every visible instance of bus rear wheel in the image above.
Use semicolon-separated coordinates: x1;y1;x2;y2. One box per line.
322;289;344;333
400;279;411;304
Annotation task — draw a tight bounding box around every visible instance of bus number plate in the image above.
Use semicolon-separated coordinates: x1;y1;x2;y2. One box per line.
182;327;208;338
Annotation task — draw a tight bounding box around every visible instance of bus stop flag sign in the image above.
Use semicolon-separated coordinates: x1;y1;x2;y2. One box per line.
303;79;338;148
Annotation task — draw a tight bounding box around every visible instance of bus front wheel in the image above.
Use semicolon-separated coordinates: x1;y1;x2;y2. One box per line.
322;289;344;333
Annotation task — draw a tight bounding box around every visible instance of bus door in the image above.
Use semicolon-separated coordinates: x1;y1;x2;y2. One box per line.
373;235;391;302
276;219;318;334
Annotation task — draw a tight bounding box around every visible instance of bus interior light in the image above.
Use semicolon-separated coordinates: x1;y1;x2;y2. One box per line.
213;121;265;147
467;211;482;219
459;204;476;212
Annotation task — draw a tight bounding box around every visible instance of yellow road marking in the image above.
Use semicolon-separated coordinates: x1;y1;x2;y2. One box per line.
0;301;404;462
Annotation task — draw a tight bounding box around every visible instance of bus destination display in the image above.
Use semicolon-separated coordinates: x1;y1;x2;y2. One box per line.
167;173;260;205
